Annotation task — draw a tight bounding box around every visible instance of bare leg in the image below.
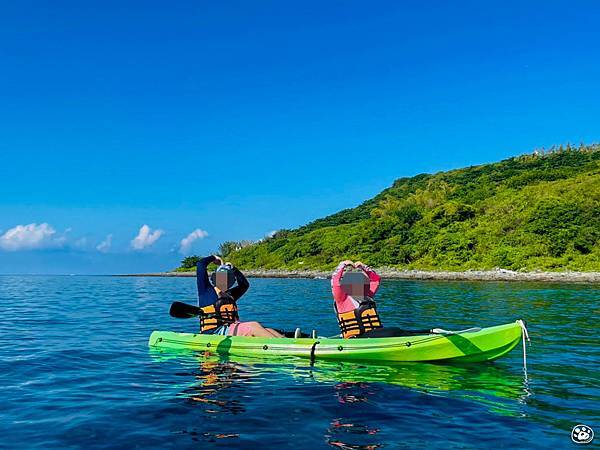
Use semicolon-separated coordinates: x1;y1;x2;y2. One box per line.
264;327;285;338
230;321;285;338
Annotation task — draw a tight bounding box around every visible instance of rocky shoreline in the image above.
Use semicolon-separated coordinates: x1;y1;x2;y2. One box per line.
118;268;600;283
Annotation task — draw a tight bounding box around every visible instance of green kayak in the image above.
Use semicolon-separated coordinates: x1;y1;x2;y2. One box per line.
148;320;525;363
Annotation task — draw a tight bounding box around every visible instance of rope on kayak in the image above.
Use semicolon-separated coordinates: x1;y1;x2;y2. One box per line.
352;328;478;349
316;326;485;352
431;327;482;335
516;319;531;377
361;327;482;349
324;334;449;351
309;341;320;366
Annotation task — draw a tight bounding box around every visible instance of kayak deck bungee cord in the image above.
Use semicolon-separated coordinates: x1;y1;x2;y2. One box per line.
148;320;526;363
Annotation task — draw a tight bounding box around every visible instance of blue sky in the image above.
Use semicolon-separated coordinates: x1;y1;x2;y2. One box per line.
1;1;599;274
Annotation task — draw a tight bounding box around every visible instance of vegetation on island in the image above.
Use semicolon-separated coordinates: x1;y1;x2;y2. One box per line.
178;144;600;272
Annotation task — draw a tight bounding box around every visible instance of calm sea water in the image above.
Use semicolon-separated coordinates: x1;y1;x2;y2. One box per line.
0;276;598;449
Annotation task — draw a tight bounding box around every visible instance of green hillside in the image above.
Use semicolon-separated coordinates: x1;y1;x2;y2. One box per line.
222;144;600;272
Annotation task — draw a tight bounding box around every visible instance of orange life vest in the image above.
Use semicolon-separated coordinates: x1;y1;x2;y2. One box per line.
335;298;383;338
200;295;240;333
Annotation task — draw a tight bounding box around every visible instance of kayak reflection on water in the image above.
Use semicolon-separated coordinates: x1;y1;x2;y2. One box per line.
149;348;531;447
150;349;532;418
178;357;248;414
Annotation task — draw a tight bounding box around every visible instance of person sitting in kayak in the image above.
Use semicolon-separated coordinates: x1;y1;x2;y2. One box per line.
331;260;433;338
196;255;284;338
331;260;384;338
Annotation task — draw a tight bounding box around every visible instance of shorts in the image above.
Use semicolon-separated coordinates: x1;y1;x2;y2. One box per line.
203;325;230;336
203;322;256;336
226;321;256;336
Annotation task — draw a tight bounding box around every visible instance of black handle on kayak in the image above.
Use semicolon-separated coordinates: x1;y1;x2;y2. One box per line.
169;301;202;319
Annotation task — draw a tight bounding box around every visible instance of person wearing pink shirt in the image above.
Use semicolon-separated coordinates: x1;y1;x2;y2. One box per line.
330;260;384;338
330;260;428;339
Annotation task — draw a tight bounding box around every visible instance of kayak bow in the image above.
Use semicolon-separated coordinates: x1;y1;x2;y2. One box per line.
148;320;524;363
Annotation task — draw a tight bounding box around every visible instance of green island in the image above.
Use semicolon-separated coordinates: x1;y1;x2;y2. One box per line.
177;144;600;274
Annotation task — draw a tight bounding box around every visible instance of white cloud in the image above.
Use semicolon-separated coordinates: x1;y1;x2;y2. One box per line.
96;234;113;253
131;225;163;250
179;228;209;254
0;223;66;251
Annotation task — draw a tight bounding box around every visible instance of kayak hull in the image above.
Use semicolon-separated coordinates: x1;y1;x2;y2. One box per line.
148;321;523;363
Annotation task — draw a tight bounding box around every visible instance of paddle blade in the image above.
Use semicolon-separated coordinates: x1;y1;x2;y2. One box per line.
169;301;201;319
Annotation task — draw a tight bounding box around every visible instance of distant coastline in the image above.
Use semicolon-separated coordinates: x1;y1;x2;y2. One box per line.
118;268;600;283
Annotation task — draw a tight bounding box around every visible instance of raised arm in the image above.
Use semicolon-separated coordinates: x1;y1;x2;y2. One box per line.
197;255;218;307
331;260;351;303
228;265;249;301
355;262;381;296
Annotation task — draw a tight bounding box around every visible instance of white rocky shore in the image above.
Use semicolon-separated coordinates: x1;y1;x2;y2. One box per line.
121;268;600;283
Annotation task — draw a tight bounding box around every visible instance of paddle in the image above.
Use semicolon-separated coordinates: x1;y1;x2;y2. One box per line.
169;301;202;319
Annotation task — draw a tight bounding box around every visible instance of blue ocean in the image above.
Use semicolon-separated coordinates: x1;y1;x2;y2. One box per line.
1;276;598;449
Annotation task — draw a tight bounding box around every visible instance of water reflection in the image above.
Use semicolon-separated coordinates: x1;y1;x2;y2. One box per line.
150;348;531;419
334;382;374;404
176;355;249;414
320;360;530;415
318;362;530;449
326;385;384;449
326;417;382;450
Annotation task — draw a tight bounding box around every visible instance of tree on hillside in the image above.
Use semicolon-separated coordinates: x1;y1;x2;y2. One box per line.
221;143;600;272
218;240;254;257
180;255;201;269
